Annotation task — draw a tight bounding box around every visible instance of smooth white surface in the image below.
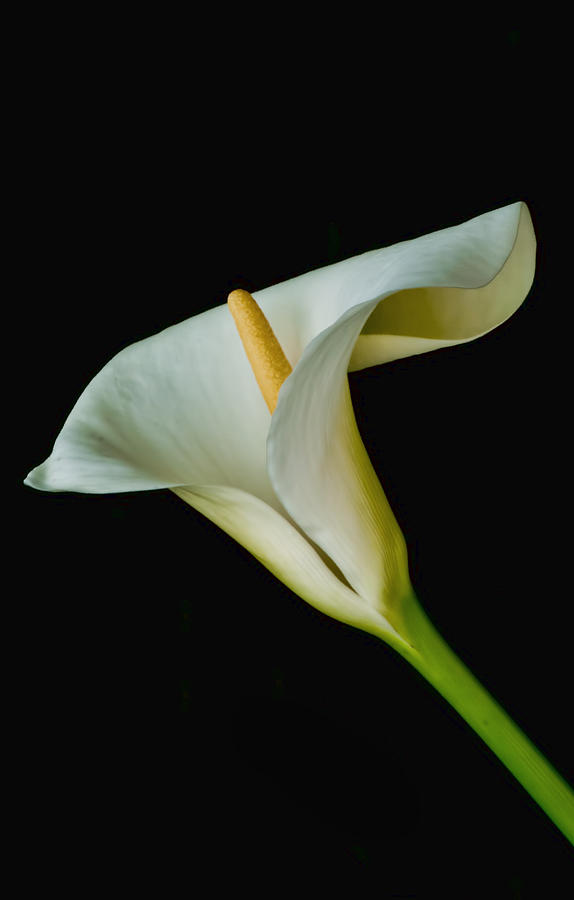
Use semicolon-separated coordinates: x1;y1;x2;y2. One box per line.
25;202;536;628
268;202;535;614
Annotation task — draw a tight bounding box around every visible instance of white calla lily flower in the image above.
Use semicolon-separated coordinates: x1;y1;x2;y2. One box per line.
25;201;574;843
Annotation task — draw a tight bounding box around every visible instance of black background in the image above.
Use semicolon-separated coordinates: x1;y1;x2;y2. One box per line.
17;13;573;897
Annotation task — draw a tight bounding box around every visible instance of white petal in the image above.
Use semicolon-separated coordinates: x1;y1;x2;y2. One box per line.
350;202;536;369
268;203;536;616
26;201;534;514
172;485;406;647
256;202;534;371
25;305;281;505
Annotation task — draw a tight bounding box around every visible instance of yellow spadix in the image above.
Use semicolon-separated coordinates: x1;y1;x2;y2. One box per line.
227;289;292;413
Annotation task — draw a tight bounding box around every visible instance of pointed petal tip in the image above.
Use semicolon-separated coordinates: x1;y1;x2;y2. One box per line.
23;459;56;492
23;465;50;492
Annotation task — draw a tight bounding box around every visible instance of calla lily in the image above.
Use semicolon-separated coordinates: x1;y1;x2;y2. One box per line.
25;201;574;843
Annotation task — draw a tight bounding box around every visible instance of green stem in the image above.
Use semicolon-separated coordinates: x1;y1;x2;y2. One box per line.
394;594;574;845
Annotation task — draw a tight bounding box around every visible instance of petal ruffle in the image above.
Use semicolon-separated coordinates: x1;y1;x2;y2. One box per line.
350;202;536;369
267;203;536;617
